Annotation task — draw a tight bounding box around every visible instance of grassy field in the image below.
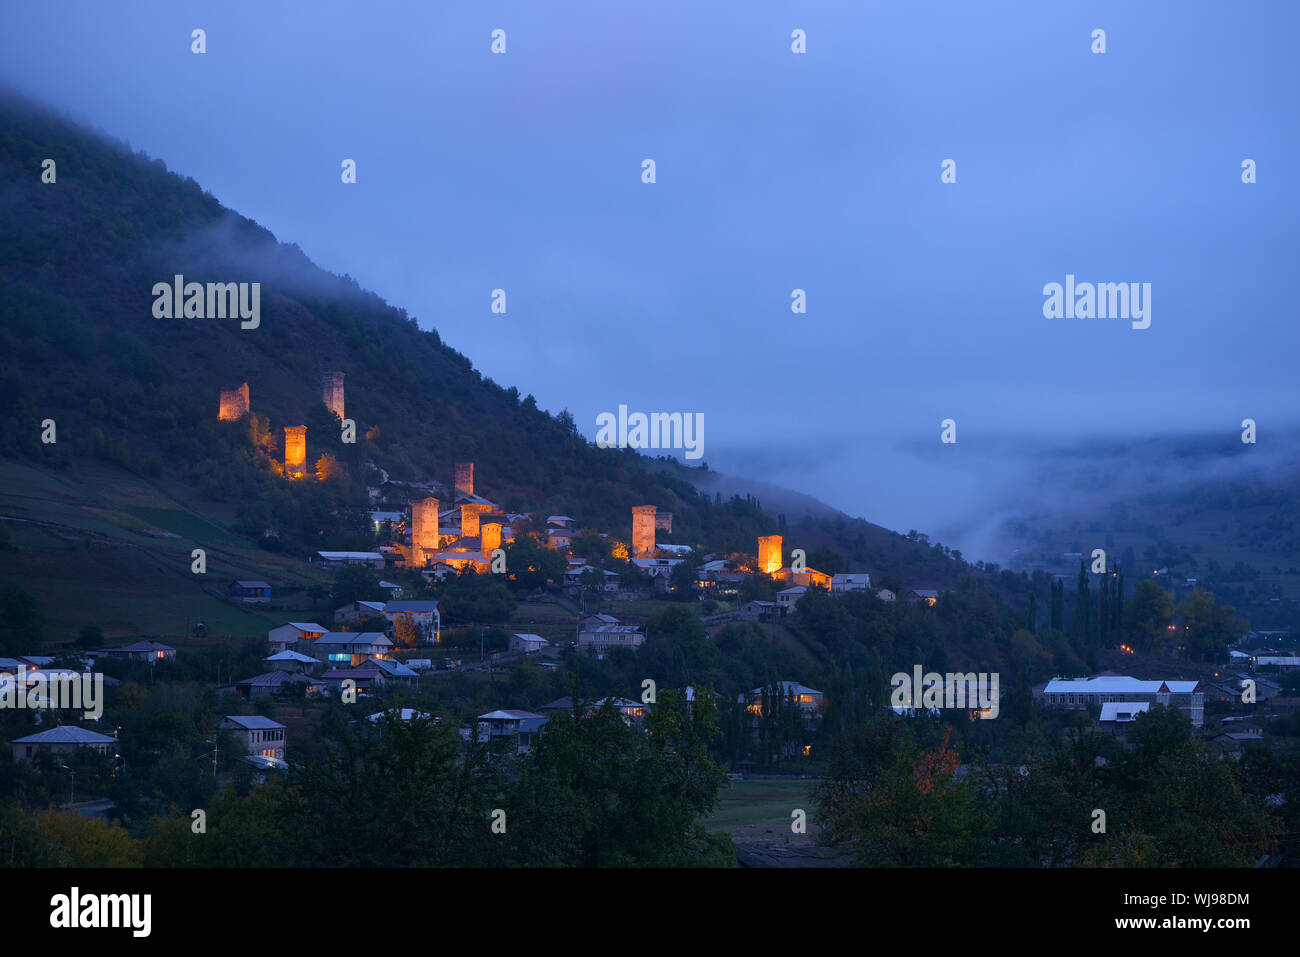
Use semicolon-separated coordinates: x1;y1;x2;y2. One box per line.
0;459;333;643
705;777;816;834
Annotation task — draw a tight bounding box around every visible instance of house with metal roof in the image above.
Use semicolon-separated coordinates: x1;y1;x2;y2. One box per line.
11;726;117;764
1040;675;1204;727
221;715;286;761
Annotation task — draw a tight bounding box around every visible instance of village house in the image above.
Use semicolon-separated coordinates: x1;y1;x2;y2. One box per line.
228;580;272;603
267;622;328;653
876;588;897;603
364;656;420;683
776;585;807;614
317;666;385;696
509;634;550;655
95;640;176;662
564;565;620;591
334;600;387;625
313;550;387;569
832;573;872;593
476;710;549;753
1209;727;1264;759
309;632;395;667
907;589;940;606
742;682;826;720
576;615;645;657
11;726;118;764
221;715;286;761
1039;675;1204;728
381;600;441;644
234;670;311;700
587;697;646;725
738;599;782;622
264;649;319;674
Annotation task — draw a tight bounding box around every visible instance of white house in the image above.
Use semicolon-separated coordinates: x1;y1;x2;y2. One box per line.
510;634;550;655
222;715;286;761
832;573;871;593
776;585;807;613
1040;675;1204;728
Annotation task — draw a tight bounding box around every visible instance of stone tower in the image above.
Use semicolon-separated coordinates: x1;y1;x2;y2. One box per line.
632;505;657;558
321;371;345;420
758;535;783;574
480;521;502;559
284;426;307;480
218;382;250;421
454;462;475;498
461;503;490;540
411;496;441;562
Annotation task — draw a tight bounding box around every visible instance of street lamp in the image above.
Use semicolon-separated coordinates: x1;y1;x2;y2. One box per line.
60;764;74;805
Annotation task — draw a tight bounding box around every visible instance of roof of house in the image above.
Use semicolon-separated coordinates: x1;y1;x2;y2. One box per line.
383;600;440;613
777;586;808;596
479;709;545;721
12;726;117;745
118;640;176;653
540;696;578;710
751;681;823;697
367;709;432;723
236;670;307;688
579;624;643;635
590;697;643;710
241;755;288;770
365;657;419;677
283;622;328;632
223;715;286;730
337;601;386;613
266;650;317;663
1044;675;1202;695
512;633;547;643
320;668;384;680
317;632;394;646
1099;702;1150;722
316;551;385;560
233;580;271;588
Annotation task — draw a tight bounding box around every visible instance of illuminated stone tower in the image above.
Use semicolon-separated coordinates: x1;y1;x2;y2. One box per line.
461;503;490;540
758;535;783;574
321;371;345;420
284;426;307;480
411;496;441;562
218;382;250;421
632;505;657;558
481;521;502;559
454;462;475;498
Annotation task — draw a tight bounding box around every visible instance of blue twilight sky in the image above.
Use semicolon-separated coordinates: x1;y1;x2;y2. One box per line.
3;1;1298;556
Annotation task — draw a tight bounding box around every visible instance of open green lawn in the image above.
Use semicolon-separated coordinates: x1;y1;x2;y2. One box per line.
705;777;815;833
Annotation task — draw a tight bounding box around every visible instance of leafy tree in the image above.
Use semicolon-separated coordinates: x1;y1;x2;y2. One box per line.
0;584;43;656
1124;580;1174;653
